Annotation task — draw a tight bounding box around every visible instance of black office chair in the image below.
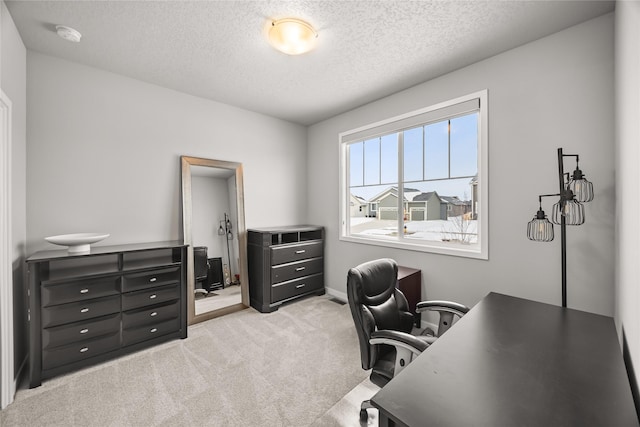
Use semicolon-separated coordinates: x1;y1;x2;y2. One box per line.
347;258;469;422
193;246;210;296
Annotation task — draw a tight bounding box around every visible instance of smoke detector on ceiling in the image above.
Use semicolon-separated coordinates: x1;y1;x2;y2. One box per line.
55;25;82;43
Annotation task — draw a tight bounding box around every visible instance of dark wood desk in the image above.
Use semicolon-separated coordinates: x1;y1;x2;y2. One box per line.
371;292;638;426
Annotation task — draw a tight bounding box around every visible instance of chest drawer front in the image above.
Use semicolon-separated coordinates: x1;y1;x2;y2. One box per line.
122;317;180;347
42;332;120;371
42;295;121;328
271;257;323;284
271;273;323;303
122;300;179;329
122;283;179;311
43;313;121;350
122;266;181;292
42;276;120;307
270;241;323;265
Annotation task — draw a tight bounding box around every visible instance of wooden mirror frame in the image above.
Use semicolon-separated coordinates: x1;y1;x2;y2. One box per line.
180;156;249;325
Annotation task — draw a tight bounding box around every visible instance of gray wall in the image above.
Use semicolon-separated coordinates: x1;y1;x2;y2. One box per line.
26;52;308;254
2;0;27;381
615;1;640;395
308;14;615;316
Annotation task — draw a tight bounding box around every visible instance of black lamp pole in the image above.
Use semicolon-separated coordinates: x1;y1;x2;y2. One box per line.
224;213;232;278
557;148;568;308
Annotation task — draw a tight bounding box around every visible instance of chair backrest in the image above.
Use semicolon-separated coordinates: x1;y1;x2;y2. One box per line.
347;258;414;370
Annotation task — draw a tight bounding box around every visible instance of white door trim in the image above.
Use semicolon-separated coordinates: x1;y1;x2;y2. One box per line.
0;89;15;409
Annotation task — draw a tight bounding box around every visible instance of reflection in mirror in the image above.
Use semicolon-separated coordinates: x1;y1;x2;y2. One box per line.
181;156;249;325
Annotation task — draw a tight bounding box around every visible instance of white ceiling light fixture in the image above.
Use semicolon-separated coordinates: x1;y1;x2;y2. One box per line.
268;18;317;55
55;25;82;43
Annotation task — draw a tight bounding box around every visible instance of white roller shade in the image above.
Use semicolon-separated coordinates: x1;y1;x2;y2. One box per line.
341;97;480;144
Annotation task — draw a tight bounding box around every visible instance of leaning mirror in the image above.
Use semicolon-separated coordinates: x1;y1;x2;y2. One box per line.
181;156;249;325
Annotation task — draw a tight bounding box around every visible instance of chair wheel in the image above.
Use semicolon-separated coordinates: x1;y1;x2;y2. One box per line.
360;409;368;422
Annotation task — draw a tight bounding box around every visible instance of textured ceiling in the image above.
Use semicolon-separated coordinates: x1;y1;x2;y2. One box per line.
5;0;614;125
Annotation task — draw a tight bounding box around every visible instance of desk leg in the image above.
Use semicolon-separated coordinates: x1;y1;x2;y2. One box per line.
378;412;396;427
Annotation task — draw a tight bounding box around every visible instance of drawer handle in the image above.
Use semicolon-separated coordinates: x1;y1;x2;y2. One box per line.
296;284;306;289
149;277;157;282
80;347;89;353
150;311;158;317
150;328;158;333
295;250;306;254
80;328;89;334
149;294;157;299
80;308;89;313
295;267;306;271
80;288;89;294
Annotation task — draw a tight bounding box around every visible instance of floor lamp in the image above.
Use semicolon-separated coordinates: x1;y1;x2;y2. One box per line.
527;148;594;308
218;213;233;286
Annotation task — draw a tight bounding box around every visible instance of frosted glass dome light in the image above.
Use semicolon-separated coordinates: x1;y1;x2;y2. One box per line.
56;25;82;43
268;18;317;55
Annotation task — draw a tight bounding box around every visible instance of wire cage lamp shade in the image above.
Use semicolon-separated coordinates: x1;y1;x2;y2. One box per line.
568;167;594;203
551;198;585;226
218;213;233;239
527;208;554;242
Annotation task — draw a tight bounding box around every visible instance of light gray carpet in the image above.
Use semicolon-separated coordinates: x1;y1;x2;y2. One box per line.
1;295;371;426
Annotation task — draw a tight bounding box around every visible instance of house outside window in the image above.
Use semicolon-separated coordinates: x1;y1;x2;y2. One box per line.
369;202;377;217
339;90;488;259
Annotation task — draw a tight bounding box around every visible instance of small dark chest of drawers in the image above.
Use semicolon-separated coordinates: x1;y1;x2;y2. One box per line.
26;241;187;388
248;226;325;313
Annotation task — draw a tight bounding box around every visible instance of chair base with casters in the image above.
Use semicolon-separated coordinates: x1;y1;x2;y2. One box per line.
346;258;469;423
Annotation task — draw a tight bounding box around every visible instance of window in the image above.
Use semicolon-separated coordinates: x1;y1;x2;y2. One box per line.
339;91;488;259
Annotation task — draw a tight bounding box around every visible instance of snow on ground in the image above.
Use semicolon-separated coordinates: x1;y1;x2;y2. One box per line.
350;217;478;244
350;217;376;226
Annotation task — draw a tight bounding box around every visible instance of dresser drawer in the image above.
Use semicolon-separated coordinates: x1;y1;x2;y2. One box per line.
42;276;120;307
122;283;179;311
42;332;120;371
122;317;180;347
42;295;121;328
271;257;323;284
43;313;121;350
271;273;323;303
122;300;179;329
270;241;323;265
122;266;181;292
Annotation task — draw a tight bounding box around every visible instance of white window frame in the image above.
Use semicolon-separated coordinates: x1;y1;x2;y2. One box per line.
338;90;488;259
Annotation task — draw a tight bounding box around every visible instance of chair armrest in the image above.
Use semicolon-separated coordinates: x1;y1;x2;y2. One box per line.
416;300;470;317
370;330;429;355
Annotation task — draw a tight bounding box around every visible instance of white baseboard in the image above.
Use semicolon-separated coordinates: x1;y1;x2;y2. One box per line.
325;287;347;303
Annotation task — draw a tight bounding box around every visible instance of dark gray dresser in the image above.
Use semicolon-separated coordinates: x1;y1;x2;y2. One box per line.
26;241;187;388
248;226;325;313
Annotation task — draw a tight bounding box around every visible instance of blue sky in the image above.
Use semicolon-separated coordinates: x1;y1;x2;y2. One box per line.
350;113;478;200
